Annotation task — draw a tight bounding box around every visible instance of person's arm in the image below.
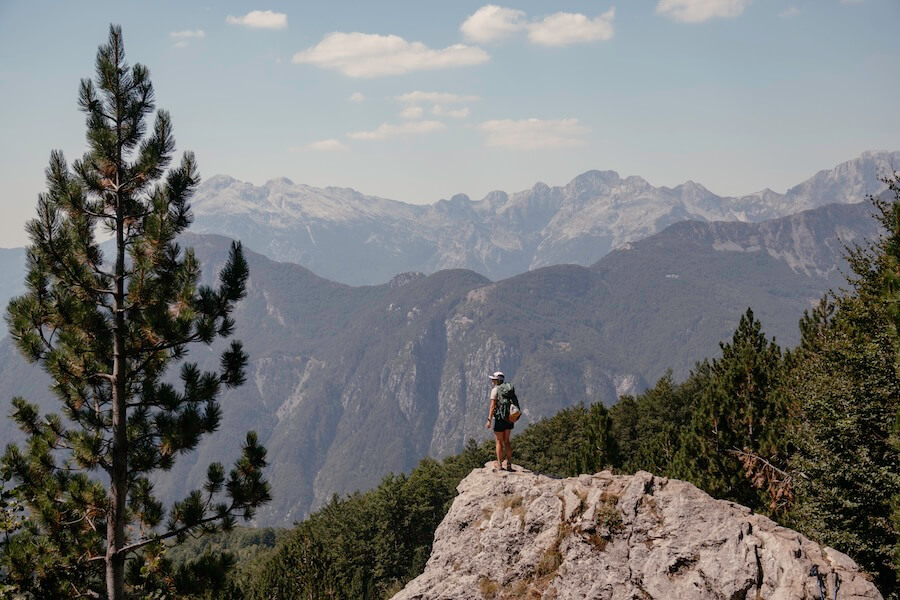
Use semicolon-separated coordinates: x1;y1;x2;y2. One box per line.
486;397;496;429
486;388;497;428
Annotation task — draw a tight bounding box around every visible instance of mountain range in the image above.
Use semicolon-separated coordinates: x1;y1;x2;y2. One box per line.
0;195;883;525
189;151;898;285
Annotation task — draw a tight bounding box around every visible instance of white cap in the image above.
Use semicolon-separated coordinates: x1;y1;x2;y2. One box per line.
489;371;505;381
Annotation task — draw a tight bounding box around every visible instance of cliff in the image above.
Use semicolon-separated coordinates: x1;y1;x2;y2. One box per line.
392;466;883;600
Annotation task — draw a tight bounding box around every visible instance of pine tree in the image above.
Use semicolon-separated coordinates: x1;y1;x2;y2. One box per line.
511;403;617;478
571;402;617;476
786;299;899;597
0;25;270;599
874;176;900;591
786;176;900;597
675;308;785;512
610;371;694;477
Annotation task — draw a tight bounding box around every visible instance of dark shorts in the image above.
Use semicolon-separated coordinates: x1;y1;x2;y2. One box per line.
493;419;514;432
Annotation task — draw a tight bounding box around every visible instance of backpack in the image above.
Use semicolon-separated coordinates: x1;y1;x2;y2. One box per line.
494;382;520;422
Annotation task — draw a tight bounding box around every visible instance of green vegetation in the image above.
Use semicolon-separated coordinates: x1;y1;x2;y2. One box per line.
226;177;900;600
0;26;269;599
159;527;284;599
514;401;617;478
245;441;491;599
673;307;787;511
782;181;900;596
164;527;283;568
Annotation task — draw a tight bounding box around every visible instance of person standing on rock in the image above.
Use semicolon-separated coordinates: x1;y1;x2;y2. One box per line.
485;371;517;471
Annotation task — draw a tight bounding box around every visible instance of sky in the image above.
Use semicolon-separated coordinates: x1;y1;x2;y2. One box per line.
0;0;898;247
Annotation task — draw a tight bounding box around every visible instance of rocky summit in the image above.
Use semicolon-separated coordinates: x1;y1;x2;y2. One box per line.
392;466;882;600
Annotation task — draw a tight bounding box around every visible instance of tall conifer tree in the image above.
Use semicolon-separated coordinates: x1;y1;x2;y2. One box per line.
0;25;270;599
571;402;617;476
610;371;694;477
787;176;900;597
675;308;784;512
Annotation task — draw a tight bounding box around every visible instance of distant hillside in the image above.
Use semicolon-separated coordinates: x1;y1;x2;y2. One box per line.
0;248;26;337
0;200;883;526
589;200;881;382
189;151;897;285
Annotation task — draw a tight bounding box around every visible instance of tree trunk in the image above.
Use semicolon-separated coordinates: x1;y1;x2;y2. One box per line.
106;202;128;599
107;50;128;597
106;359;127;595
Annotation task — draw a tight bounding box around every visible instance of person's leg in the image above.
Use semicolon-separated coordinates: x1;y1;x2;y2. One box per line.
493;431;503;468
502;429;512;468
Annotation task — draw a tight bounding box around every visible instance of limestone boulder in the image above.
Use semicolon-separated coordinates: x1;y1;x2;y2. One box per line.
392;465;882;600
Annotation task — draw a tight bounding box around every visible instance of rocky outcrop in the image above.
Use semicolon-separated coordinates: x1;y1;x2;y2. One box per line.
393;465;882;600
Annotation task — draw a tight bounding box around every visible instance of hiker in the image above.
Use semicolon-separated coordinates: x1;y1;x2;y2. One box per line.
485;371;516;471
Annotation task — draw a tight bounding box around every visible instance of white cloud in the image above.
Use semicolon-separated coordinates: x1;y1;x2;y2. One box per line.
479;118;589;149
170;30;205;48
300;139;348;152
395;92;475;120
349;92;366;103
395;91;480;104
226;10;288;30
460;5;527;43
400;106;425;119
528;9;615;46
348;121;446;140
461;5;616;46
292;33;489;78
780;6;800;17
433;105;470;119
170;30;206;39
655;0;751;23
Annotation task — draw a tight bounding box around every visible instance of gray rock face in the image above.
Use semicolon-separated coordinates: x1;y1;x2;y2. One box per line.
393;466;882;600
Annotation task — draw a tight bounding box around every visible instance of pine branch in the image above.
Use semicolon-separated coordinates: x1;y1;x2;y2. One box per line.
725;447;796;479
86;509;228;561
41;215;116;305
129;326;224;373
70;581;102;599
76;205;114;220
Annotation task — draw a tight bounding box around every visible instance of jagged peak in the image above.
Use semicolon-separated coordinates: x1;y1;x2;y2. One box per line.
434;193;478;215
483;190;509;204
265;176;295;187
622;174;651;187
674;179;712;193
859;149;899;160
741;187;779;200
571;169;621;187
784;150;900;201
202;174;238;188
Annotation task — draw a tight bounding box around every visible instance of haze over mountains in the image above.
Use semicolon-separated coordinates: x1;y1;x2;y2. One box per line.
190;151;898;285
0;193;885;525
